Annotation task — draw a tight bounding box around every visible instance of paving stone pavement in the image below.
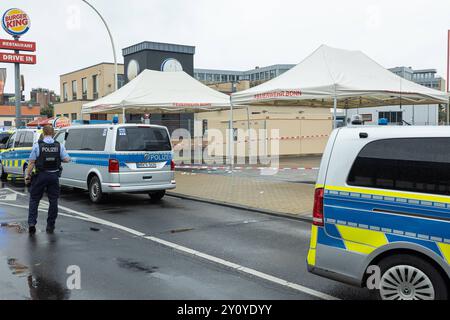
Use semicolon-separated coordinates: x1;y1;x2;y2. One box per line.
168;171;314;219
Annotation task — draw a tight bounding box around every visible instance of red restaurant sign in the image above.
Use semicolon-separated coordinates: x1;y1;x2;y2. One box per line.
0;52;36;64
0;38;36;52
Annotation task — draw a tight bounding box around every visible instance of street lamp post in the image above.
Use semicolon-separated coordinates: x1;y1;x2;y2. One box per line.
81;0;118;91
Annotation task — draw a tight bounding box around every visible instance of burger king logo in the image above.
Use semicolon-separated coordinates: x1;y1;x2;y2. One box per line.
2;8;31;37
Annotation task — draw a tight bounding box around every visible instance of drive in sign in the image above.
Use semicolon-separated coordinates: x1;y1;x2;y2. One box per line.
0;39;35;51
0;52;36;64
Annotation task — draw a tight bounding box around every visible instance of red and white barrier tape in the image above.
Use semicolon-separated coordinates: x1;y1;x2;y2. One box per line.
176;165;319;171
172;134;329;145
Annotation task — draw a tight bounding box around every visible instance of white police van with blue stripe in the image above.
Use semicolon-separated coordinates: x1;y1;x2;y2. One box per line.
308;126;450;300
54;124;176;203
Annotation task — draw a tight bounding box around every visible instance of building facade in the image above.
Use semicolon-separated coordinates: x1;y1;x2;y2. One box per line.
30;88;59;108
122;41;196;133
194;64;295;93
0;105;41;127
342;66;447;126
53;63;125;121
389;66;446;91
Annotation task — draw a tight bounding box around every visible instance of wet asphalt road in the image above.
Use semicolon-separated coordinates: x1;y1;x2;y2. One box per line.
0;181;375;300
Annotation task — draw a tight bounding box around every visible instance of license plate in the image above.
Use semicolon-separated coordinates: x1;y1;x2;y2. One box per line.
137;162;157;169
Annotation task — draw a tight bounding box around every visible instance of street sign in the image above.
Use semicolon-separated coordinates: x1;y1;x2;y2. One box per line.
0;52;36;64
0;39;35;51
2;8;31;38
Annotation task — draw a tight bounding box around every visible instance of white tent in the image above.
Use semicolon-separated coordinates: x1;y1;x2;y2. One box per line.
232;45;449;121
82;70;231;116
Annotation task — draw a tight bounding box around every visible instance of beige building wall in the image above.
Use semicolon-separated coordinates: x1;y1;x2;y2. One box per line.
206;80;250;94
54;63;124;121
195;106;332;156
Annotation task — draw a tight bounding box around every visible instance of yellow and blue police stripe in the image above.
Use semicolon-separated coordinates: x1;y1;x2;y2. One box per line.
308;185;450;267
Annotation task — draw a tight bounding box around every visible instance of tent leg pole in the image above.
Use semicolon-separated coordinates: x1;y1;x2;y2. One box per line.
447;100;450;126
229;99;234;168
333;97;338;129
122;108;126;124
246;106;251;163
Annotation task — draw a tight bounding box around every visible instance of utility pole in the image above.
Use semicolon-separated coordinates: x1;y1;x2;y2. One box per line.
82;0;118;91
14;36;21;127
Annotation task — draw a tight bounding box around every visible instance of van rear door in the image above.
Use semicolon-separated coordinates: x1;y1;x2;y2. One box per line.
114;126;173;188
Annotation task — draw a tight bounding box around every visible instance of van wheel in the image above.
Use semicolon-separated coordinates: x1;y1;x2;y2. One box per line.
376;254;448;300
149;190;165;202
89;176;104;204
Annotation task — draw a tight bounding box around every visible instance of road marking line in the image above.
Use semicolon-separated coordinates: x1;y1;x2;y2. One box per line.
1;189;339;300
0;202;94;223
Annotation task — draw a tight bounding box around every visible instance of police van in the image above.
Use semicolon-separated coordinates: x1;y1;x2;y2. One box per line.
307;126;450;300
1;128;42;179
54;124;176;203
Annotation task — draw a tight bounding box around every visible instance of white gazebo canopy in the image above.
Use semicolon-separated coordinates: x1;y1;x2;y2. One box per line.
82;69;231;115
232;45;449;109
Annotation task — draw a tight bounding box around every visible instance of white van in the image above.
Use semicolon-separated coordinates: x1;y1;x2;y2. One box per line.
54;124;176;203
307;126;450;300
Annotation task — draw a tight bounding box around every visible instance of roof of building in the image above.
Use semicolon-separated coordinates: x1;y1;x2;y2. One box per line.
122;41;196;56
195;64;296;75
60;62;124;77
0;105;41;117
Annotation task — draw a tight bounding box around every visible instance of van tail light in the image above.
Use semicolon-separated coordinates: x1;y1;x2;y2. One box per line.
171;160;175;171
313;188;325;226
109;159;120;173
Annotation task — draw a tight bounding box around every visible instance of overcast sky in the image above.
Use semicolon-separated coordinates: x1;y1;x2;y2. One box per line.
1;0;449;98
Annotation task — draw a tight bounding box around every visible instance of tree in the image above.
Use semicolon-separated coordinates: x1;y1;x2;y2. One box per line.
40;103;54;118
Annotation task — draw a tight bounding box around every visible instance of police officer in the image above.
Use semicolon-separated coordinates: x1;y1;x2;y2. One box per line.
25;125;71;235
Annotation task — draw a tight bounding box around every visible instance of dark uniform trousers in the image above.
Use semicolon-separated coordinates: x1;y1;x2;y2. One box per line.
28;171;60;227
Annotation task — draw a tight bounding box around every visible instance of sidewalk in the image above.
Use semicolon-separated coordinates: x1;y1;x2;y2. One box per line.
168;172;314;219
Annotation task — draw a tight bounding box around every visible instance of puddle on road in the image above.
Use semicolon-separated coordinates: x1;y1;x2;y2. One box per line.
1;255;71;300
116;258;159;274
0;224;71;300
1;222;27;234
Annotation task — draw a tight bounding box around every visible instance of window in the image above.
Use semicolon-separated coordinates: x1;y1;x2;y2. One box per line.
90;114;107;121
93;75;99;99
3;121;12;127
83;128;107;151
6;133;16;149
202;120;208;136
15;132;25;148
22;132;34;148
65;129;84;150
54;130;66;144
63;114;69;118
63;83;68;102
71;113;78;120
116;127;171;152
65;128;107;151
118;74;125;89
72;80;77;100
348;138;450;196
82;78;88;100
361;114;373;122
379;111;403;124
0;133;11;145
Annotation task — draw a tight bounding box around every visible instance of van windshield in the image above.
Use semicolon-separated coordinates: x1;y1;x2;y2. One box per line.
116;127;172;152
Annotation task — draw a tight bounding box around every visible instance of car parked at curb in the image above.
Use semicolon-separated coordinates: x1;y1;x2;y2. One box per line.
54;123;176;203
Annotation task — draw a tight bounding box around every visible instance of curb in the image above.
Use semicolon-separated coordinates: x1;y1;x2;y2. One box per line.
166;191;313;224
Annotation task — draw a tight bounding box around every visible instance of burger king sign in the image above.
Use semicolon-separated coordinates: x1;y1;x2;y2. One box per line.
2;8;30;38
